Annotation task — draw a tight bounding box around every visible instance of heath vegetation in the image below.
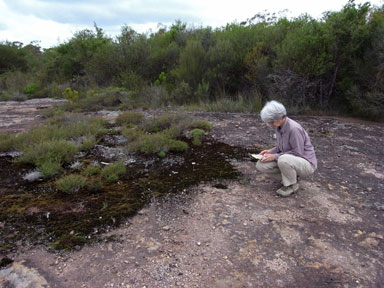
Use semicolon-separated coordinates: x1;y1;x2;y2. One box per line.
0;1;383;119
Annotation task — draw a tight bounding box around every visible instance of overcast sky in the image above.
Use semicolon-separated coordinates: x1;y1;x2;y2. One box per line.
1;0;383;48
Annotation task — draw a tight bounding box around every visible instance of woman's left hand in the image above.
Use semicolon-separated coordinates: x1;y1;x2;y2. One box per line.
261;153;276;162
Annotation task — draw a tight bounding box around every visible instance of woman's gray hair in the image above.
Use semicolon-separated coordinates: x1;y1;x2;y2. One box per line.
260;100;287;123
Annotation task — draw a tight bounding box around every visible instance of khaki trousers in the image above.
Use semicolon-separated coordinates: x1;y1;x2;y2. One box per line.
256;154;315;186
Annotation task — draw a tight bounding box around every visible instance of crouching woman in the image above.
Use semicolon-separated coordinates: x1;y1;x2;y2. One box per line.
256;100;317;197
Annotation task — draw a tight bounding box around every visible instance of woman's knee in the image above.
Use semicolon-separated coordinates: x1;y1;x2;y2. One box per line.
277;155;292;168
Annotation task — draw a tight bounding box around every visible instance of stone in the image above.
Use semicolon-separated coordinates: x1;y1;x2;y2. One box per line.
162;226;170;231
23;171;42;182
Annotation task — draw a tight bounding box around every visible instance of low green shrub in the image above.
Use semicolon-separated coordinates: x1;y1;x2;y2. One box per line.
56;174;86;194
141;113;186;133
24;83;38;96
101;161;126;184
157;151;166;158
0;133;15;152
190;120;212;131
127;133;188;154
115;111;145;126
82;165;100;177
39;161;62;177
121;126;145;142
191;128;205;146
128;133;168;154
18;140;78;167
80;136;97;152
168;139;188;152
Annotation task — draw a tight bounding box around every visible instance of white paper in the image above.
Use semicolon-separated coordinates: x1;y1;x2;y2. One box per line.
250;154;263;160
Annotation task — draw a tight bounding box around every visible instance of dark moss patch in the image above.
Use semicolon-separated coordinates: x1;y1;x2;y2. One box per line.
0;138;252;253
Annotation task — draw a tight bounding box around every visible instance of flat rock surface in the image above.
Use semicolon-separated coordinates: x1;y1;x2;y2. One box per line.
1;100;383;288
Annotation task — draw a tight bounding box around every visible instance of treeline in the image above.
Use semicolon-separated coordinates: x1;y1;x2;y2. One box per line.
0;0;383;119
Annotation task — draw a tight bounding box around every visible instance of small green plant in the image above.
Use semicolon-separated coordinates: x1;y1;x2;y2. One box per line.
0;133;15;152
191;128;205;146
142;114;185;133
115;111;145;126
87;177;103;192
155;72;167;86
56;174;86;194
18;140;78;169
158;151;166;158
82;165;100;177
63;88;79;103
101;161;126;184
168;139;188;152
121;126;145;142
24;83;38;96
80;136;97;152
190;120;212;131
39;161;62;177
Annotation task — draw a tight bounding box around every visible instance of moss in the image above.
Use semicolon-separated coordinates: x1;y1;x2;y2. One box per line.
50;234;87;251
0;138;250;252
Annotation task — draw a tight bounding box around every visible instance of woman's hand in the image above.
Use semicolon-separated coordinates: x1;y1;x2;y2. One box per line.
260;153;276;162
260;149;272;156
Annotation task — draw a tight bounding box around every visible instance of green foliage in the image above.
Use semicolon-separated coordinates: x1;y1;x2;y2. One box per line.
23;82;38;96
127;133;188;154
18;140;78;167
141;113;186;133
3;3;384;119
115;111;145;126
101;161;126;183
0;42;28;73
63;87;79;103
191;128;205;146
121;126;145;142
0;133;15;151
39;161;62;177
82;165;100;177
189;120;212;131
157;151;166;158
172;39;206;94
80;135;97;151
56;174;86;194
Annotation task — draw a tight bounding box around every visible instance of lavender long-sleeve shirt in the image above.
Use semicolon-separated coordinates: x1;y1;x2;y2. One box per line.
271;117;317;168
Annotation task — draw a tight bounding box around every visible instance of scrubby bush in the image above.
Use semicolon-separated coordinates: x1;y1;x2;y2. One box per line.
0;133;15;151
80;135;97;151
56;174;86;194
18;140;78;167
115;111;145;126
82;165;100;176
191;128;205;146
39;161;62;177
168;139;188;152
101;161;126;183
121;126;145;142
141;113;187;133
189;120;212;131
